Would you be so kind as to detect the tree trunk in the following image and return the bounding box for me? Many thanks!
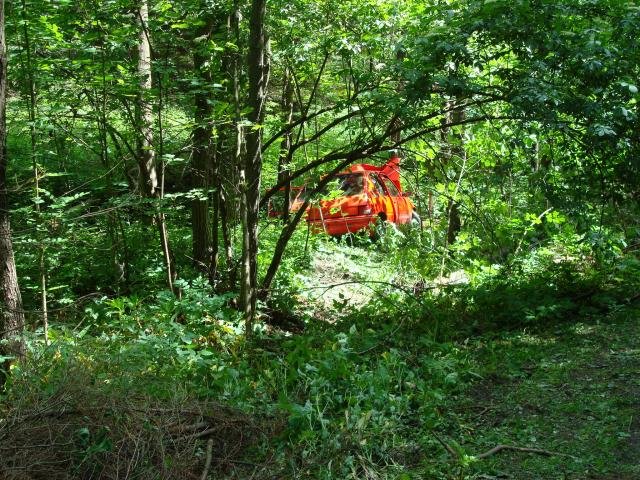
[20,0,48,345]
[277,67,294,222]
[440,101,465,248]
[445,104,464,246]
[446,201,461,246]
[438,99,466,278]
[191,50,213,273]
[137,0,176,294]
[261,156,354,294]
[0,0,25,385]
[240,0,269,334]
[215,3,243,292]
[136,0,157,197]
[97,41,131,291]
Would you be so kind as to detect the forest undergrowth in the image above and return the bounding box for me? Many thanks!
[2,234,639,480]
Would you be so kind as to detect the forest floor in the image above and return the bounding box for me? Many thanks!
[437,307,640,480]
[296,239,467,318]
[288,241,639,479]
[300,243,381,313]
[2,240,638,480]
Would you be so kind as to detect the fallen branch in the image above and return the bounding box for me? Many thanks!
[214,458,260,467]
[168,422,208,434]
[475,444,576,460]
[431,432,459,459]
[187,427,221,440]
[473,406,492,419]
[200,438,214,480]
[431,432,577,462]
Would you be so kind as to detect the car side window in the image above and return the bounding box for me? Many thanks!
[370,175,387,195]
[381,176,399,196]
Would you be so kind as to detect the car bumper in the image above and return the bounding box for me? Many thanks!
[307,214,376,236]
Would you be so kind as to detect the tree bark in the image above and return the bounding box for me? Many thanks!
[191,50,213,273]
[277,67,294,223]
[240,0,269,334]
[136,0,157,197]
[0,0,26,384]
[137,0,176,294]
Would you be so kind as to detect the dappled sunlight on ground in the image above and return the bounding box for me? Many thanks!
[449,308,640,479]
[294,240,470,318]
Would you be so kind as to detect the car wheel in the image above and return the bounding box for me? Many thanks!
[370,213,387,242]
[411,211,422,227]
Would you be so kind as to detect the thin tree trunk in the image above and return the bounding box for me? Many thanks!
[219,192,235,286]
[137,0,176,294]
[191,50,213,274]
[0,0,26,385]
[278,67,294,222]
[446,201,461,245]
[137,0,157,197]
[214,4,243,292]
[210,168,220,284]
[241,0,269,335]
[20,0,48,345]
[439,100,465,277]
[99,42,130,290]
[239,169,252,322]
[261,156,354,293]
[445,105,465,247]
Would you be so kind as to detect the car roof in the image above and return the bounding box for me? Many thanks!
[347,155,402,190]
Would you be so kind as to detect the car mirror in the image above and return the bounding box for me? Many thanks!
[402,191,412,197]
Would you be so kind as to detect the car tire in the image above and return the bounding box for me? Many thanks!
[411,211,422,227]
[370,213,387,242]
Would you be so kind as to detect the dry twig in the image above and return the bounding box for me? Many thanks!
[200,438,214,480]
[432,432,576,462]
[0,368,267,480]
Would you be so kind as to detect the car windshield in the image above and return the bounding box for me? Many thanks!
[337,174,364,196]
[315,173,364,197]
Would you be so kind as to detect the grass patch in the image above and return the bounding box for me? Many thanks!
[437,307,640,479]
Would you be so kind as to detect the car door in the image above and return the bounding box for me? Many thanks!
[390,177,414,224]
[369,173,396,222]
[380,175,410,224]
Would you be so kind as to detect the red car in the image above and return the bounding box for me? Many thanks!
[306,154,419,236]
[268,154,419,236]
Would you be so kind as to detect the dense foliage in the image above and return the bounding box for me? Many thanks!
[0,0,639,479]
